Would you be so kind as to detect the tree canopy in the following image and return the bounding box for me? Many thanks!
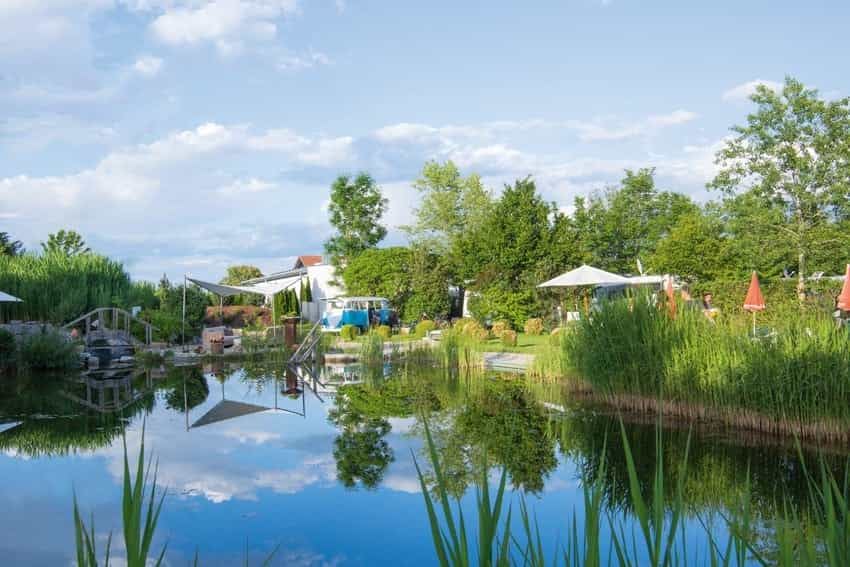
[41,229,90,256]
[324,173,388,272]
[709,76,850,297]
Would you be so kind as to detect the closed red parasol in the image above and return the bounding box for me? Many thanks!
[838,264,850,311]
[743,271,765,335]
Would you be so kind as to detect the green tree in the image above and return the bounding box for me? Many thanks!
[709,76,850,299]
[406,160,494,284]
[648,209,729,281]
[220,264,264,306]
[405,246,452,322]
[324,173,387,272]
[333,418,394,489]
[343,247,412,311]
[576,169,697,274]
[41,229,91,256]
[0,232,23,256]
[470,177,553,326]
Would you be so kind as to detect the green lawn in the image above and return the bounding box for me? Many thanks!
[470,333,551,354]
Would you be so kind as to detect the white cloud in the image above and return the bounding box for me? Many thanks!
[149,0,300,54]
[277,50,332,71]
[133,55,164,77]
[217,177,278,195]
[565,110,698,142]
[722,79,782,103]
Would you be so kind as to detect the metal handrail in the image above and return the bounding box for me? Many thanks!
[289,320,322,364]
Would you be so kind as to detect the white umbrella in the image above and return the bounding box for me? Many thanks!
[538,265,629,288]
[0,291,22,302]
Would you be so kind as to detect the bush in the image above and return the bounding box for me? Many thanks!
[501,329,518,347]
[524,318,544,336]
[415,320,437,338]
[18,330,79,370]
[491,320,511,339]
[376,325,392,339]
[0,329,15,367]
[461,320,489,342]
[340,325,360,341]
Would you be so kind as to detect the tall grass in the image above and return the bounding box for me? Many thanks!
[17,328,80,370]
[73,427,167,566]
[417,415,850,566]
[564,297,850,440]
[0,252,132,323]
[359,331,385,367]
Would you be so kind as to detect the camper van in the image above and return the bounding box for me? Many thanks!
[321,297,396,332]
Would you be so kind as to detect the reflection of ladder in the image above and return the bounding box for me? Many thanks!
[289,320,322,364]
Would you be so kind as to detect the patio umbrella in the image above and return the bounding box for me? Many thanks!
[743,271,766,335]
[837,264,850,311]
[0,291,22,303]
[538,265,629,317]
[538,265,629,288]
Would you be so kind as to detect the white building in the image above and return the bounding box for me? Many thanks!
[245,255,344,322]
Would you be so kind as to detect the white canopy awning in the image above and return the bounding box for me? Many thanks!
[187,276,301,298]
[0,291,22,303]
[538,265,629,288]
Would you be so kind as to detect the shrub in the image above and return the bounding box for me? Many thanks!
[18,330,79,370]
[461,320,489,342]
[501,330,517,347]
[491,320,511,339]
[524,317,544,336]
[0,329,15,367]
[415,320,437,338]
[376,325,392,339]
[340,325,360,341]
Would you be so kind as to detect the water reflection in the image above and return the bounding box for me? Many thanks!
[0,361,846,564]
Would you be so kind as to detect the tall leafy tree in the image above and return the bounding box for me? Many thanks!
[221,265,264,306]
[405,160,493,283]
[41,229,90,256]
[576,169,697,274]
[709,76,850,298]
[324,173,387,272]
[0,232,23,256]
[648,209,729,281]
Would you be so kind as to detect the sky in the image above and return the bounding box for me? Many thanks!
[1,0,848,282]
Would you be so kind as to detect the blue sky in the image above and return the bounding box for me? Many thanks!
[1,0,848,281]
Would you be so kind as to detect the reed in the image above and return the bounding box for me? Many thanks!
[359,331,385,367]
[417,414,850,566]
[0,252,132,323]
[563,297,850,440]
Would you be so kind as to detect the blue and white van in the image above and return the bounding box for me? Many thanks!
[321,297,394,332]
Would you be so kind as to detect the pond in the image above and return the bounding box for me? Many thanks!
[0,361,845,565]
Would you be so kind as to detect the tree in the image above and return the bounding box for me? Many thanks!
[709,76,850,299]
[41,229,90,256]
[405,246,452,321]
[470,177,554,326]
[575,169,697,274]
[221,265,264,306]
[324,173,387,272]
[343,247,413,314]
[405,161,494,284]
[0,232,23,256]
[648,209,729,281]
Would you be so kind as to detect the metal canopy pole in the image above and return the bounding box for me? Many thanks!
[182,274,187,351]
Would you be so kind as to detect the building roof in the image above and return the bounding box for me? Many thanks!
[294,255,323,269]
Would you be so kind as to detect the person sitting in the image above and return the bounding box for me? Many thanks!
[702,292,719,321]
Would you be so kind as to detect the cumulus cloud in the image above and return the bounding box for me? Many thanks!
[722,79,782,103]
[148,0,300,55]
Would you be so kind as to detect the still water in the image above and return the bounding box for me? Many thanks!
[0,361,843,565]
